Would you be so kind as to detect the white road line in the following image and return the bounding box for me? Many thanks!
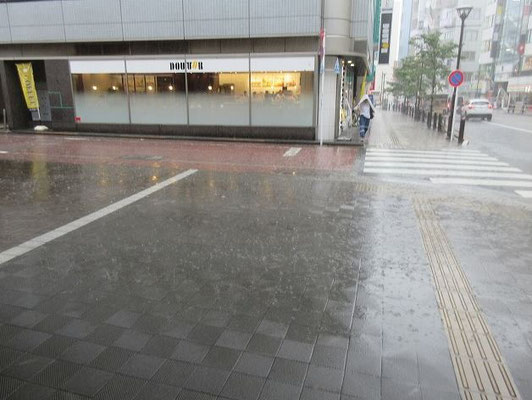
[363,168,532,180]
[430,178,532,187]
[64,137,88,141]
[440,149,480,153]
[368,148,482,153]
[515,190,532,198]
[283,147,302,157]
[0,169,198,267]
[366,153,497,161]
[0,150,8,154]
[364,157,508,165]
[484,121,532,134]
[367,150,486,157]
[366,152,491,159]
[363,162,521,172]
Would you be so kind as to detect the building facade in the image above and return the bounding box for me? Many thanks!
[374,0,404,102]
[479,0,531,105]
[433,0,488,99]
[0,0,376,142]
[398,0,413,61]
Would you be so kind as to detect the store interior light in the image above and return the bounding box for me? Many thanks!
[147,85,153,91]
[91,85,97,91]
[230,85,234,91]
[208,85,213,91]
[168,85,174,91]
[111,86,118,91]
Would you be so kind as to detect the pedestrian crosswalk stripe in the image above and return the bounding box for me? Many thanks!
[515,190,532,198]
[363,168,532,180]
[366,153,497,161]
[366,148,482,153]
[368,147,481,152]
[367,149,487,157]
[363,162,521,172]
[430,178,532,188]
[365,157,508,166]
[364,148,532,196]
[438,149,481,153]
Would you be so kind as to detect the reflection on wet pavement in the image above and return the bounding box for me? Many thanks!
[0,128,530,400]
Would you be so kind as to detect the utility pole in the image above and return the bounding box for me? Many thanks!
[415,60,424,120]
[447,6,472,139]
[476,64,481,97]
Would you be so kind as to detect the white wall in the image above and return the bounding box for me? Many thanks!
[0,0,323,44]
[318,57,339,143]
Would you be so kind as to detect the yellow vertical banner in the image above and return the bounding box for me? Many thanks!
[359,72,367,101]
[16,63,40,111]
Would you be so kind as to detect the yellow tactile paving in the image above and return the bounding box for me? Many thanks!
[413,199,521,400]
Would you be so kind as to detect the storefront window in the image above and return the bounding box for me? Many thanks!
[129,74,187,125]
[187,72,250,126]
[72,74,129,124]
[251,57,315,127]
[70,57,315,128]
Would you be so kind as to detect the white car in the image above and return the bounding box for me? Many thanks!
[464,99,493,121]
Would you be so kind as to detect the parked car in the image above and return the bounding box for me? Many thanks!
[464,99,493,121]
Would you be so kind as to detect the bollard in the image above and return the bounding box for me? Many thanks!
[458,117,466,144]
[427,112,432,128]
[438,114,442,131]
[433,113,437,130]
[2,108,5,130]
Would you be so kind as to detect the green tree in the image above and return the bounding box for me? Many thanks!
[391,31,457,114]
[411,31,457,114]
[389,55,421,101]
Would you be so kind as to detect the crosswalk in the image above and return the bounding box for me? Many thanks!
[363,148,532,198]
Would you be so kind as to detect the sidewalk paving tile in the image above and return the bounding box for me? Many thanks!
[268,358,307,386]
[220,372,265,400]
[61,367,113,397]
[132,382,180,400]
[233,352,274,378]
[118,353,165,380]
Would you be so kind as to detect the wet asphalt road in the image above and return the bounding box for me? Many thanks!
[0,118,531,400]
[464,111,532,174]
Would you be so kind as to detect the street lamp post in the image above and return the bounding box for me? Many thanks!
[447,6,473,139]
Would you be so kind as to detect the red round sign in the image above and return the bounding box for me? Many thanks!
[448,70,464,88]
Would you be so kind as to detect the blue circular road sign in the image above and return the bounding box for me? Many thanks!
[448,70,464,88]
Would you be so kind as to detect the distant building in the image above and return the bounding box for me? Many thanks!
[398,0,414,61]
[479,0,531,106]
[433,0,488,99]
[402,0,489,99]
[0,0,377,143]
[375,0,404,102]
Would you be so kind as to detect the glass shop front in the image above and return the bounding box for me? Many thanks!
[70,56,316,132]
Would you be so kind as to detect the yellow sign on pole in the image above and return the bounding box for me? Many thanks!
[359,71,367,101]
[16,63,40,111]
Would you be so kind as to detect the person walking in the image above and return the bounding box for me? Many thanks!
[355,94,376,143]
